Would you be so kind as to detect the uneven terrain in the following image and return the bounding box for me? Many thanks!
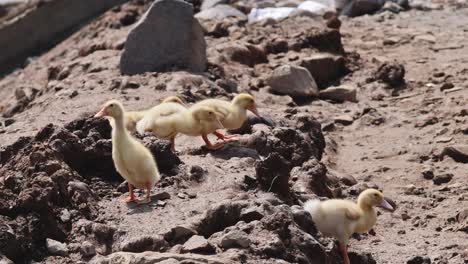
[0,0,467,263]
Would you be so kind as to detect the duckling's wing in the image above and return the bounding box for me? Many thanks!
[345,207,361,220]
[197,99,232,120]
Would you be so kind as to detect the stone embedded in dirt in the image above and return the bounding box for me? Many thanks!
[440,145,468,163]
[194,200,249,237]
[339,174,358,186]
[291,158,334,198]
[421,168,434,180]
[217,42,267,67]
[188,165,207,182]
[319,85,357,102]
[90,252,231,264]
[267,65,319,97]
[0,255,14,264]
[348,251,377,264]
[91,223,116,244]
[166,226,197,243]
[341,0,383,17]
[374,61,406,87]
[143,139,182,175]
[196,4,247,20]
[381,1,404,13]
[334,114,354,125]
[120,235,168,253]
[229,114,275,135]
[220,230,251,248]
[181,235,215,253]
[297,53,346,88]
[291,205,317,234]
[120,0,207,75]
[255,152,291,195]
[201,0,229,10]
[46,238,69,256]
[240,207,264,222]
[81,241,96,257]
[432,173,453,185]
[152,191,171,201]
[407,256,431,264]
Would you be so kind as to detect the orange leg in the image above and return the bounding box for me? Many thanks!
[213,131,239,142]
[124,183,136,203]
[202,134,224,150]
[137,182,152,204]
[340,243,350,264]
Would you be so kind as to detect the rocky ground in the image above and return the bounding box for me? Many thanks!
[0,0,467,263]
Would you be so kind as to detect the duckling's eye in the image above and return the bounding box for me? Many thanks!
[109,103,114,107]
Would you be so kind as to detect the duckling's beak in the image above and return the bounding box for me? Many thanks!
[377,199,394,211]
[248,105,261,118]
[94,107,108,118]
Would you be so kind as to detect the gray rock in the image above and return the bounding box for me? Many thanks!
[181,235,215,253]
[381,1,403,13]
[196,4,247,20]
[220,230,250,248]
[334,115,354,125]
[201,0,229,10]
[441,145,468,163]
[319,85,357,102]
[59,209,71,223]
[169,226,197,241]
[90,252,232,264]
[341,0,384,17]
[240,207,264,222]
[297,53,346,88]
[80,241,96,257]
[433,173,453,185]
[120,0,206,75]
[46,238,69,256]
[120,235,168,252]
[267,65,319,97]
[0,255,14,264]
[407,256,431,264]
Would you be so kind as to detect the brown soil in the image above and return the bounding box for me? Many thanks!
[0,0,467,263]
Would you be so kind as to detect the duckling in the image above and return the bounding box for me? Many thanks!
[137,104,225,151]
[193,93,261,141]
[116,96,185,132]
[95,100,160,204]
[304,188,394,264]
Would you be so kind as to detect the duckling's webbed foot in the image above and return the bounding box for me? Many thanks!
[123,183,137,203]
[136,182,152,205]
[340,244,350,264]
[202,134,224,150]
[213,131,239,142]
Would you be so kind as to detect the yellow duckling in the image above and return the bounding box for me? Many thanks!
[95,100,160,204]
[136,104,225,151]
[304,189,394,264]
[118,96,185,132]
[192,93,261,141]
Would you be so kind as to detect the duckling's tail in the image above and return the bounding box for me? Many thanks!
[136,118,149,135]
[303,199,321,218]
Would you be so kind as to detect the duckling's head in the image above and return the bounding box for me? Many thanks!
[162,96,185,106]
[232,93,261,118]
[192,105,224,129]
[95,100,124,119]
[357,188,394,211]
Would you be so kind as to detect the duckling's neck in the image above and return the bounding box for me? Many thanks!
[111,115,128,138]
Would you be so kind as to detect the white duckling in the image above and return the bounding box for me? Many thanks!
[304,188,394,264]
[137,104,225,151]
[113,96,185,132]
[95,100,160,204]
[192,93,261,141]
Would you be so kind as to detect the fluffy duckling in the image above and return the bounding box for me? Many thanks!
[193,93,261,141]
[95,100,160,204]
[117,96,185,132]
[137,104,225,151]
[304,189,394,264]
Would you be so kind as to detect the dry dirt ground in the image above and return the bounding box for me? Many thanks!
[0,1,467,264]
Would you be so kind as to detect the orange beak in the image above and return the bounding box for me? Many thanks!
[248,104,261,118]
[94,107,108,118]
